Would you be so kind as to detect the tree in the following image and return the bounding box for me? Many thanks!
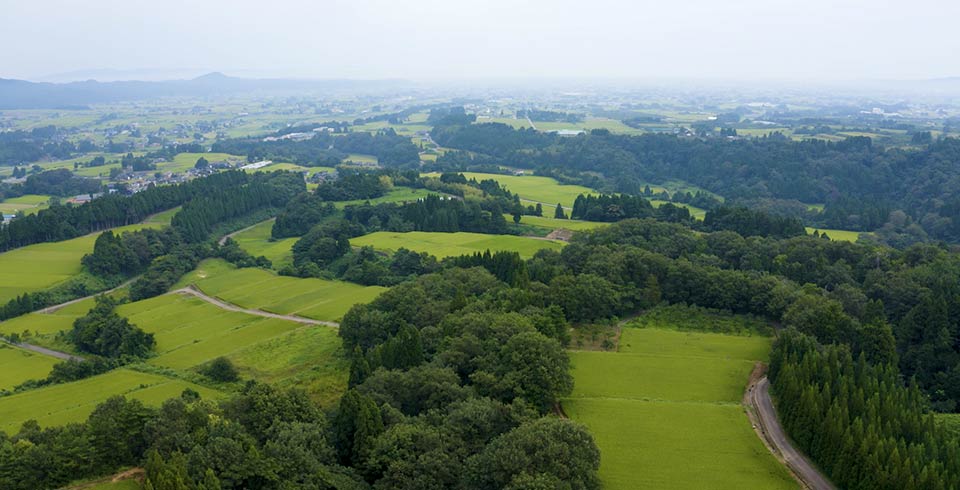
[194,157,209,169]
[201,357,239,382]
[554,203,567,219]
[535,203,543,216]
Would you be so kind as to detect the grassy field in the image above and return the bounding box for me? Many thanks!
[116,294,304,370]
[805,227,863,242]
[511,215,610,231]
[0,194,52,215]
[351,231,565,259]
[0,369,221,433]
[333,186,435,209]
[565,327,795,489]
[0,213,174,304]
[180,259,385,322]
[229,219,297,267]
[650,199,708,219]
[455,172,597,209]
[229,326,347,405]
[0,343,59,391]
[160,152,244,173]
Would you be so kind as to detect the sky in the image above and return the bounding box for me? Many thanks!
[3,0,960,82]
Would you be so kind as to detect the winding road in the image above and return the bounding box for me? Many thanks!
[750,376,836,490]
[173,286,339,327]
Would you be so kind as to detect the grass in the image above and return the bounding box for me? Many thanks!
[0,194,52,216]
[351,231,565,259]
[333,186,435,209]
[160,152,244,173]
[180,259,385,322]
[0,369,221,433]
[565,327,795,490]
[511,215,610,231]
[0,343,59,391]
[805,227,863,242]
[650,199,707,219]
[455,172,597,209]
[0,215,173,304]
[85,481,140,490]
[229,326,347,406]
[116,294,304,370]
[229,219,297,268]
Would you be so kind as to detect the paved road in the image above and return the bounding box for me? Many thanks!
[36,277,138,314]
[173,286,339,327]
[751,377,836,490]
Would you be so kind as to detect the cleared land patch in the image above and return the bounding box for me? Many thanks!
[351,231,565,259]
[182,259,385,322]
[565,326,795,490]
[229,219,297,267]
[456,172,597,209]
[805,227,863,243]
[0,369,221,433]
[511,215,609,231]
[0,343,59,391]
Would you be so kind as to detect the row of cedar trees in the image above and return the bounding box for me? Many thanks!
[770,329,960,490]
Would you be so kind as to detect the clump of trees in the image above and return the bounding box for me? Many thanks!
[69,295,154,359]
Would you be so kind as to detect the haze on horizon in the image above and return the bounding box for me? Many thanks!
[3,0,959,83]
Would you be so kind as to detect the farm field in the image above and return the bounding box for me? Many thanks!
[805,227,863,242]
[351,231,565,259]
[229,219,297,267]
[161,152,244,173]
[650,199,707,219]
[0,194,52,215]
[181,259,385,322]
[333,186,435,209]
[0,212,175,304]
[512,214,609,231]
[0,343,59,391]
[455,172,597,208]
[564,327,795,490]
[116,293,304,370]
[0,369,221,433]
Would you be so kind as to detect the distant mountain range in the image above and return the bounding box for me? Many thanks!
[0,73,410,109]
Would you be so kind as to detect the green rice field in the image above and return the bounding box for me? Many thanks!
[181,259,385,322]
[160,152,244,173]
[334,186,435,209]
[564,327,795,490]
[0,343,59,391]
[229,219,297,267]
[805,227,863,242]
[0,369,221,433]
[512,214,610,231]
[455,172,597,208]
[116,294,304,370]
[0,194,52,215]
[350,231,565,259]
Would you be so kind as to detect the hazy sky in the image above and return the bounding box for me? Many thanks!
[3,0,959,82]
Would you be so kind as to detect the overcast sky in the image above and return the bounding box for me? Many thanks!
[3,0,959,82]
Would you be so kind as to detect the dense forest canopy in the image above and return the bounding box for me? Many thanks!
[430,119,960,242]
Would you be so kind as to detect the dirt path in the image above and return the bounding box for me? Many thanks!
[173,285,339,327]
[747,374,836,490]
[2,339,83,361]
[218,218,272,246]
[37,277,138,314]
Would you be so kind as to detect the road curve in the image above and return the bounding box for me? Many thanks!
[173,286,339,328]
[751,377,836,490]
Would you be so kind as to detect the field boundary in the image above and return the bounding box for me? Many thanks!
[175,286,339,327]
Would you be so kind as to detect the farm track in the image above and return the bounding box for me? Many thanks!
[218,219,272,246]
[173,285,340,328]
[749,376,836,490]
[36,277,138,314]
[2,339,82,362]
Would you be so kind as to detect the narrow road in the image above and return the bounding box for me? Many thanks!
[36,277,138,314]
[1,339,83,362]
[173,286,339,327]
[750,377,836,490]
[218,219,271,246]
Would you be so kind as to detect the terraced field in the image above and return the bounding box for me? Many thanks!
[181,259,385,322]
[0,194,52,215]
[456,172,597,208]
[564,327,795,490]
[0,343,59,391]
[512,214,610,231]
[117,294,304,370]
[0,369,221,433]
[351,231,565,259]
[229,219,297,267]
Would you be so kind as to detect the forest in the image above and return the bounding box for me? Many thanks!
[429,118,960,243]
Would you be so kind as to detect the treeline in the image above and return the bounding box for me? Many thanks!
[703,206,806,238]
[20,168,101,196]
[429,117,960,243]
[517,109,584,123]
[769,330,960,489]
[571,193,693,223]
[0,126,95,165]
[212,128,420,168]
[0,170,249,252]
